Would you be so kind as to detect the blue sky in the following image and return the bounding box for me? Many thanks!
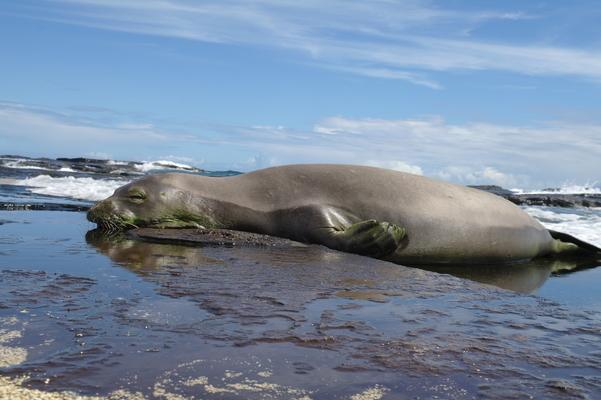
[1,0,600,188]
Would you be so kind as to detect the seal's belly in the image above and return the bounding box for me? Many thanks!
[344,193,554,264]
[387,211,553,264]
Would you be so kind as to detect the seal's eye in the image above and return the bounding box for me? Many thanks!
[127,189,147,203]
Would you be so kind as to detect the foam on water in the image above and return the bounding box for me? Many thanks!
[2,160,50,171]
[513,183,601,195]
[12,175,129,201]
[523,206,601,247]
[106,160,129,166]
[134,160,198,172]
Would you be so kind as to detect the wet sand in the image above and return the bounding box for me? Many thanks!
[1,211,601,398]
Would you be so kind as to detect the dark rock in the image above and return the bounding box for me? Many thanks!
[468,185,514,197]
[472,186,601,208]
[56,157,108,164]
[0,154,33,159]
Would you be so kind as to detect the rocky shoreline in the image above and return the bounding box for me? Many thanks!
[0,154,205,178]
[470,185,601,208]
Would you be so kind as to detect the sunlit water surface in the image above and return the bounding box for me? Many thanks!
[1,211,601,399]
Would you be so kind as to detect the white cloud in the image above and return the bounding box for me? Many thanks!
[437,166,520,187]
[312,116,601,186]
[0,102,189,159]
[236,116,600,187]
[364,160,424,175]
[20,1,601,87]
[0,102,170,143]
[320,65,443,89]
[188,116,601,187]
[115,122,155,130]
[2,102,600,187]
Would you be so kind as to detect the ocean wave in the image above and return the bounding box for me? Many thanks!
[2,156,202,176]
[133,160,199,173]
[12,175,129,201]
[523,206,601,247]
[106,160,129,166]
[513,183,601,195]
[2,160,52,171]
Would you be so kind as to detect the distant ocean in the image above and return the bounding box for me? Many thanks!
[1,155,600,247]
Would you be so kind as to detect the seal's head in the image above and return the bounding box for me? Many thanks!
[87,174,219,232]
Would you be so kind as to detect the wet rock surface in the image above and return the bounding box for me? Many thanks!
[128,227,303,248]
[1,213,601,399]
[0,183,93,212]
[471,185,601,208]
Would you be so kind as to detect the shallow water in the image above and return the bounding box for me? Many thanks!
[1,211,601,398]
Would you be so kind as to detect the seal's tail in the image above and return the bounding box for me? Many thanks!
[548,230,601,256]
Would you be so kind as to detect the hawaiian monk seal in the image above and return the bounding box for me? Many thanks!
[87,164,600,264]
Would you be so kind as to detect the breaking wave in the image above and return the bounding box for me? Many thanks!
[12,175,129,202]
[133,160,199,173]
[523,206,601,247]
[513,183,601,195]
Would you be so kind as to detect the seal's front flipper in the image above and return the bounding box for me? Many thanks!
[321,219,407,258]
[272,205,406,258]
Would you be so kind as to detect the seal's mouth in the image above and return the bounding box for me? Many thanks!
[94,216,139,232]
[87,207,207,233]
[87,199,217,232]
[87,212,139,233]
[87,201,139,233]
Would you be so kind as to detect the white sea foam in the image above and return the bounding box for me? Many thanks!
[2,161,50,171]
[513,183,601,195]
[2,160,78,173]
[110,168,140,175]
[523,206,601,247]
[134,160,197,172]
[107,160,129,166]
[0,178,18,185]
[14,175,129,201]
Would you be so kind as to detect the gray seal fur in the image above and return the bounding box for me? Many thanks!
[87,164,597,264]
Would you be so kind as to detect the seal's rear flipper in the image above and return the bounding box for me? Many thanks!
[548,230,601,256]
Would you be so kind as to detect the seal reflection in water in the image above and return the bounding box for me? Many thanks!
[87,164,601,265]
[85,229,597,294]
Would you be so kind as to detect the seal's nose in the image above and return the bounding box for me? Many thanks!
[87,203,100,223]
[87,200,115,223]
